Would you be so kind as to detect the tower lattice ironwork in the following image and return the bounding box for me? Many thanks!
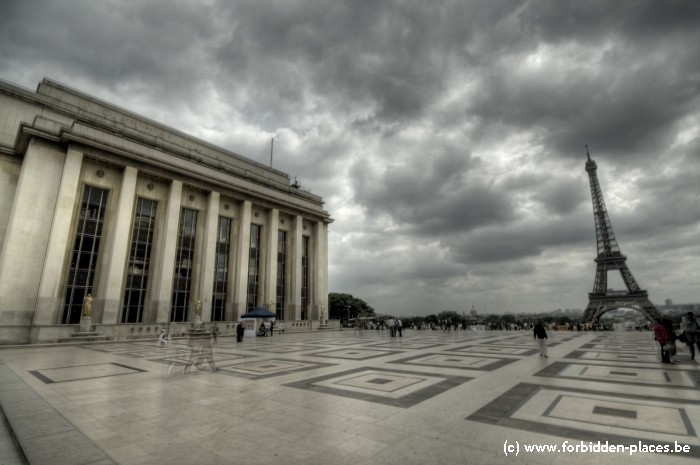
[581,147,661,323]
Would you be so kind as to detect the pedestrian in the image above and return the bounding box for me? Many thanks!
[157,325,168,346]
[236,322,244,342]
[211,324,219,344]
[661,315,677,362]
[269,320,274,337]
[387,318,395,337]
[396,318,403,337]
[683,312,699,361]
[653,317,672,364]
[533,321,548,357]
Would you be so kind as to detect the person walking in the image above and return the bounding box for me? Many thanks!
[236,322,244,342]
[387,318,396,337]
[396,318,403,337]
[653,318,673,364]
[533,321,548,357]
[661,315,677,362]
[157,325,168,346]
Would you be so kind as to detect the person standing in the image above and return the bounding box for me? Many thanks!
[533,321,548,357]
[653,318,672,364]
[236,322,244,342]
[396,318,403,337]
[661,315,677,363]
[157,325,168,346]
[387,318,395,337]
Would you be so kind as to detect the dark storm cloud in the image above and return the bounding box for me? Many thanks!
[2,0,698,313]
[350,147,517,235]
[466,1,700,162]
[449,212,592,264]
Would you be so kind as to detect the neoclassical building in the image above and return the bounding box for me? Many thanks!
[0,78,331,344]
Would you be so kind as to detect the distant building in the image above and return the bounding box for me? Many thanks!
[0,78,332,344]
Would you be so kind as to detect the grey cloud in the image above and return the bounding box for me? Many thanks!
[2,0,699,314]
[449,212,592,264]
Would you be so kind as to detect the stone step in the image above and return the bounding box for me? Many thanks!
[58,333,109,343]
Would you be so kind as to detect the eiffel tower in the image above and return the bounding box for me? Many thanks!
[581,147,662,324]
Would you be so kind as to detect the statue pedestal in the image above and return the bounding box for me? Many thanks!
[80,316,93,332]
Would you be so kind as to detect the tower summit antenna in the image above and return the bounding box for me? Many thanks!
[585,144,591,161]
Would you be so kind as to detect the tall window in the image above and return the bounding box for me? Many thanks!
[122,198,157,323]
[247,224,261,312]
[301,235,309,320]
[211,216,231,321]
[276,230,287,319]
[171,208,197,322]
[62,186,109,324]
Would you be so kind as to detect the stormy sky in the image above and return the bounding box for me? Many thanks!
[2,0,699,316]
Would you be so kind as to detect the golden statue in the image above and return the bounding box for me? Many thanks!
[82,294,93,317]
[194,299,202,320]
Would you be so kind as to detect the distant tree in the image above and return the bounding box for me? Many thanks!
[424,314,439,325]
[437,311,461,323]
[328,293,375,321]
[402,316,424,328]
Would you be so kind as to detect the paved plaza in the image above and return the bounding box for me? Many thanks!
[1,329,699,465]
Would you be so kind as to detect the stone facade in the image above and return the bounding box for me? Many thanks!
[0,78,332,344]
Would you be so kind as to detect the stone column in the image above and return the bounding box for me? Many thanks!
[151,180,182,322]
[231,200,251,321]
[264,208,279,314]
[314,221,329,324]
[0,139,66,336]
[287,215,303,321]
[198,191,220,323]
[33,147,83,327]
[99,166,138,324]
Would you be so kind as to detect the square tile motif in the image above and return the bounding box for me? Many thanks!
[243,344,321,354]
[29,363,146,384]
[580,343,657,353]
[389,353,518,371]
[564,350,660,363]
[468,383,700,457]
[304,338,372,346]
[535,362,698,388]
[451,345,539,356]
[307,348,402,360]
[284,367,472,407]
[215,359,335,379]
[368,342,447,350]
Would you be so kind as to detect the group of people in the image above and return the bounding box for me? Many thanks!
[257,320,274,337]
[653,312,699,364]
[386,318,403,337]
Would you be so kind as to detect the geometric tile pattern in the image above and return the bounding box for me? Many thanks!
[564,350,661,364]
[389,353,519,371]
[535,361,699,388]
[29,362,146,384]
[451,344,540,356]
[468,383,700,458]
[2,328,697,465]
[214,358,336,380]
[307,348,403,360]
[284,366,472,408]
